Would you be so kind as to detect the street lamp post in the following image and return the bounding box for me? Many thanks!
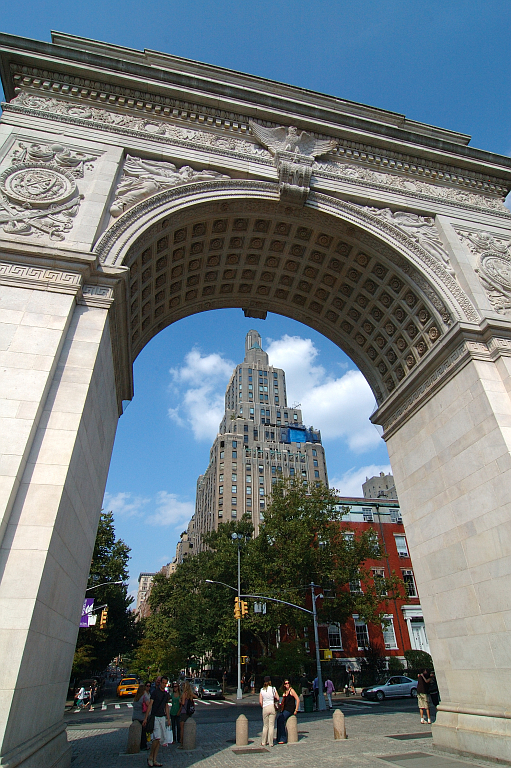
[232,533,243,700]
[310,583,327,711]
[85,580,124,592]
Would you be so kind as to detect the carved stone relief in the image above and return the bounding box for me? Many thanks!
[316,159,509,214]
[250,121,337,204]
[363,208,454,274]
[456,229,511,315]
[8,91,509,217]
[0,141,97,240]
[110,155,230,217]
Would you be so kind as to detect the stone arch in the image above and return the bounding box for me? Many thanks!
[95,179,477,405]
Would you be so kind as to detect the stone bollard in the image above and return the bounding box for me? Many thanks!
[287,715,298,743]
[333,709,347,740]
[126,720,141,753]
[183,717,197,750]
[236,714,249,746]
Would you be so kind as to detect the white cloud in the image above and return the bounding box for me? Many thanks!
[329,464,392,497]
[103,490,194,528]
[146,491,195,528]
[103,491,150,518]
[168,348,234,440]
[266,335,380,452]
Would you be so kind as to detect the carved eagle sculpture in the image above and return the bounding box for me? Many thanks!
[249,120,337,158]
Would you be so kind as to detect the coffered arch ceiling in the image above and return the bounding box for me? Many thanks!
[95,181,477,406]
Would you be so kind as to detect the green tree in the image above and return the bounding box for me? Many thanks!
[74,511,139,674]
[148,479,403,670]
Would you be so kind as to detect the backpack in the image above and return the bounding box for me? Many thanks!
[186,697,195,716]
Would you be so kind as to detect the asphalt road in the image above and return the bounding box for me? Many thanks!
[65,679,420,731]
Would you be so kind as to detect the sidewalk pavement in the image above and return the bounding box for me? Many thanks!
[68,704,503,768]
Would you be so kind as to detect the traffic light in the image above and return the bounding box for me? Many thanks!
[240,600,248,617]
[234,597,241,620]
[99,608,108,629]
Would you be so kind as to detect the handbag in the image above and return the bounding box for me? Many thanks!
[273,688,280,714]
[142,700,148,713]
[164,725,174,745]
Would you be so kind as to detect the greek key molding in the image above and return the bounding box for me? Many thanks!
[79,283,115,307]
[0,261,82,292]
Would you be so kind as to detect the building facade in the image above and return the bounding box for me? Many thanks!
[314,497,428,666]
[192,331,328,547]
[135,572,155,620]
[362,472,398,500]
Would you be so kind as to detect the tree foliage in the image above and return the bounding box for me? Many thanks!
[73,511,139,674]
[148,479,403,669]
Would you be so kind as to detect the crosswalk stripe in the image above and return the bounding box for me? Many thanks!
[115,704,120,709]
[127,703,133,708]
[102,703,107,710]
[196,700,211,705]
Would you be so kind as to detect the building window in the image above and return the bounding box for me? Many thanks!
[313,459,318,467]
[362,507,374,522]
[290,467,295,476]
[402,570,417,597]
[259,465,264,474]
[312,449,317,456]
[232,440,237,448]
[220,451,224,459]
[274,372,278,378]
[382,616,398,649]
[301,470,307,477]
[246,499,251,506]
[219,486,223,495]
[328,624,342,649]
[219,474,223,482]
[293,413,298,421]
[349,576,362,593]
[244,425,249,432]
[314,470,319,478]
[231,486,237,493]
[390,508,402,523]
[246,475,251,483]
[354,618,370,649]
[231,497,237,505]
[232,473,237,481]
[372,568,387,596]
[395,535,409,557]
[231,510,237,518]
[246,487,251,495]
[271,466,276,475]
[259,488,265,496]
[232,451,237,458]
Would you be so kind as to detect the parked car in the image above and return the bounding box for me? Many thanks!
[191,679,203,696]
[198,679,222,699]
[116,677,139,698]
[361,676,417,701]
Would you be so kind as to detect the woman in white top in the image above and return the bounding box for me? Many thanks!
[259,676,279,747]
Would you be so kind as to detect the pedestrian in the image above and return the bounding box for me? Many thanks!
[417,669,432,724]
[178,681,195,748]
[169,682,181,743]
[312,676,319,710]
[142,675,171,767]
[133,683,151,752]
[324,678,335,709]
[87,684,94,711]
[428,671,440,708]
[299,673,310,695]
[76,685,86,709]
[276,680,300,744]
[259,675,279,748]
[348,667,356,695]
[250,674,255,695]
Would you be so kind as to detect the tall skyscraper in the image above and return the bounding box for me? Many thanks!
[191,331,328,550]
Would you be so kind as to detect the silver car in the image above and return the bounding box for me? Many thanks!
[361,675,418,701]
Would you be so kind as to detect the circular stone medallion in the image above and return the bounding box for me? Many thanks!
[479,252,511,293]
[0,164,76,207]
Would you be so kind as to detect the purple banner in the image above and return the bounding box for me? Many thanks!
[80,598,94,628]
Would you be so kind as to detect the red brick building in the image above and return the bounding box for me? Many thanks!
[311,497,429,670]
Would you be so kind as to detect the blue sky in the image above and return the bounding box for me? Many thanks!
[1,1,510,593]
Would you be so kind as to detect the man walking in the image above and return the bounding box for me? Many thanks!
[324,677,335,709]
[143,675,171,767]
[312,676,319,710]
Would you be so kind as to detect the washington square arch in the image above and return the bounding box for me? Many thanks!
[1,28,511,767]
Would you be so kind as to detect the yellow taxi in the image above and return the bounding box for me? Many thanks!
[116,677,139,698]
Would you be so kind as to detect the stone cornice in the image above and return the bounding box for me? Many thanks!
[4,90,511,225]
[2,34,511,184]
[0,259,82,293]
[373,319,511,438]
